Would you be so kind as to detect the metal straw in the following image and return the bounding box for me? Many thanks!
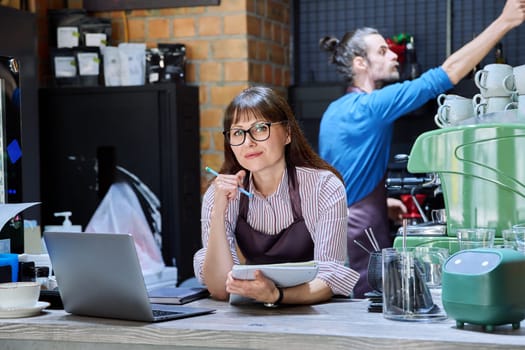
[402,218,408,252]
[353,239,372,254]
[367,227,380,252]
[365,227,380,252]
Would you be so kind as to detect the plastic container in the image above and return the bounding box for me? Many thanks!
[0,254,18,282]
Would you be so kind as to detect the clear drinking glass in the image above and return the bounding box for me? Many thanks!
[512,224,525,254]
[411,247,449,289]
[501,229,517,250]
[456,228,495,250]
[367,251,383,293]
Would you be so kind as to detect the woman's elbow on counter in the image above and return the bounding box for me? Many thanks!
[209,290,229,301]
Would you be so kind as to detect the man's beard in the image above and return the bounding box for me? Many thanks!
[375,71,400,88]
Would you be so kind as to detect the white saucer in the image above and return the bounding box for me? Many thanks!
[0,301,50,318]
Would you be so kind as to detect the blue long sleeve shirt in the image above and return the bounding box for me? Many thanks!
[319,67,453,206]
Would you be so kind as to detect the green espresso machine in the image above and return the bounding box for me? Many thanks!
[394,118,525,252]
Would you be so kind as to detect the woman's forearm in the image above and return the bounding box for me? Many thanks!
[280,278,333,305]
[202,208,235,300]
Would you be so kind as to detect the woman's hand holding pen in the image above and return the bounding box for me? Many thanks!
[206,167,252,198]
[213,170,247,203]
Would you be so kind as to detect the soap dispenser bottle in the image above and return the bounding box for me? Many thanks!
[43,211,82,233]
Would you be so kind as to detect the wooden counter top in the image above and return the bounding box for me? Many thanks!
[0,298,524,349]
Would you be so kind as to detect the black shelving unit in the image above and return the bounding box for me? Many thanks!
[39,82,201,283]
[0,6,38,253]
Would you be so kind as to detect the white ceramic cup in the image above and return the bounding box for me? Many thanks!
[434,94,474,128]
[504,94,525,113]
[436,93,454,107]
[474,94,513,116]
[0,282,41,309]
[475,63,515,97]
[512,64,525,95]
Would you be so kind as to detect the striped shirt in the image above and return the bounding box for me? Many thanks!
[193,166,360,296]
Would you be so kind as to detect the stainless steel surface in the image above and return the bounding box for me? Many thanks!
[397,223,447,236]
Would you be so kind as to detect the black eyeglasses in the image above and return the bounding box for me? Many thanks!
[223,121,287,146]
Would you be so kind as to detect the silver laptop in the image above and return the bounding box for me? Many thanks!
[43,231,215,322]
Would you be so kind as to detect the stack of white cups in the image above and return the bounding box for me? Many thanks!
[434,63,524,129]
[434,93,474,128]
[503,64,525,113]
[473,63,517,116]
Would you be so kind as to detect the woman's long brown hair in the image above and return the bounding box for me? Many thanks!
[218,86,344,183]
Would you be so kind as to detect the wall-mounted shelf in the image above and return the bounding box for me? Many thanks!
[83,0,220,11]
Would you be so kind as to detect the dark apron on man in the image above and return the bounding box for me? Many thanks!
[234,165,314,265]
[347,176,391,298]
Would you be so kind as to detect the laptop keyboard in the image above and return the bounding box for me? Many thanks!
[152,309,183,317]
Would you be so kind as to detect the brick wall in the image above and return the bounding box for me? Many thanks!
[37,0,291,194]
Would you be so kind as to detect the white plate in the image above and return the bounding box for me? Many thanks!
[0,301,50,318]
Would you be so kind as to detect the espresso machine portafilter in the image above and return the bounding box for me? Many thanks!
[386,154,443,225]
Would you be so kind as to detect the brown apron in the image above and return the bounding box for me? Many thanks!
[347,176,391,298]
[234,165,314,265]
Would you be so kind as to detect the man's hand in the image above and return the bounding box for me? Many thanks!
[387,197,407,224]
[500,0,525,29]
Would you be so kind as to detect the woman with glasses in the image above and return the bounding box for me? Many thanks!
[193,87,359,305]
